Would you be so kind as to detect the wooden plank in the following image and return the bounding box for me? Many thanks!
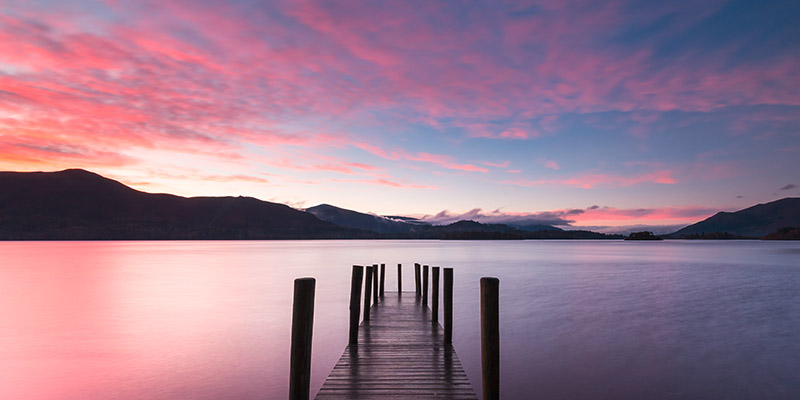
[316,292,477,400]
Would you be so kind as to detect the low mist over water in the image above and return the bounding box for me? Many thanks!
[1,240,798,399]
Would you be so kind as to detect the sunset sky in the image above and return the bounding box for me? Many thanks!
[1,0,798,231]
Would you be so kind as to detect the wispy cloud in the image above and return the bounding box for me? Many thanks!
[407,152,488,172]
[0,0,796,218]
[483,161,511,168]
[501,170,676,189]
[331,178,435,189]
[538,158,560,170]
[353,142,487,173]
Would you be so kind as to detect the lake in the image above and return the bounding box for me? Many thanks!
[1,240,798,399]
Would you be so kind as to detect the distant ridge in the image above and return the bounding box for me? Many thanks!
[305,204,599,239]
[509,222,563,232]
[387,220,619,240]
[0,169,366,240]
[306,204,424,234]
[669,197,800,238]
[0,169,624,240]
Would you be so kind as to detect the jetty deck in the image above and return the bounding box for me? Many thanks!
[315,291,477,399]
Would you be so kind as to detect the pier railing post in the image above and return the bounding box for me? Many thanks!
[480,277,500,400]
[289,278,315,400]
[397,263,402,293]
[414,263,421,297]
[443,267,453,344]
[363,266,373,321]
[432,267,440,322]
[379,263,385,297]
[422,264,429,307]
[372,264,379,303]
[348,266,364,345]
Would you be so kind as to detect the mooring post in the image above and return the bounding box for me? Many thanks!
[379,263,385,297]
[432,267,440,322]
[414,263,421,297]
[348,266,364,345]
[422,264,429,307]
[443,267,453,344]
[397,263,402,293]
[481,277,500,400]
[372,264,379,303]
[289,278,315,400]
[363,266,373,321]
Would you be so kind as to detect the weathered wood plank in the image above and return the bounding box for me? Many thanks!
[315,292,477,400]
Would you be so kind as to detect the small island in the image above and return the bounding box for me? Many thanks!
[625,231,663,241]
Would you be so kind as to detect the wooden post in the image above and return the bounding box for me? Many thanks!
[443,268,453,344]
[432,267,440,322]
[289,278,315,400]
[414,263,421,297]
[348,266,364,345]
[372,264,379,303]
[422,264,429,307]
[481,277,500,400]
[363,266,373,321]
[379,263,385,297]
[397,263,402,293]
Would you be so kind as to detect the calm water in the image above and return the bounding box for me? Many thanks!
[1,240,798,399]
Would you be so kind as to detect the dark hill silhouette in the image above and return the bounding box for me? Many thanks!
[0,169,367,240]
[762,226,800,240]
[434,220,514,233]
[0,169,625,240]
[669,198,800,238]
[509,222,562,232]
[305,204,424,234]
[392,220,620,240]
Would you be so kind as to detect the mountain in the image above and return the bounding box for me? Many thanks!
[0,169,366,240]
[305,204,424,234]
[395,220,620,240]
[0,168,624,240]
[508,223,561,232]
[669,198,800,238]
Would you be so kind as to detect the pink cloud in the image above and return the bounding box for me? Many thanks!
[331,178,435,189]
[501,170,677,189]
[574,205,721,223]
[1,1,796,148]
[268,154,382,176]
[498,128,530,139]
[406,152,488,172]
[0,0,795,207]
[483,161,511,168]
[354,142,487,173]
[538,158,561,170]
[353,142,402,160]
[196,174,270,184]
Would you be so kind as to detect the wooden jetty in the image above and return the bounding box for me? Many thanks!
[315,291,477,399]
[290,264,498,400]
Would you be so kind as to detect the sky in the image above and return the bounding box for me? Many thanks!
[0,0,798,232]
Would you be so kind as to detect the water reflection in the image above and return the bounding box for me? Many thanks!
[1,240,798,399]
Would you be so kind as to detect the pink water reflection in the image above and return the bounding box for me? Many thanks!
[2,240,798,399]
[0,241,354,400]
